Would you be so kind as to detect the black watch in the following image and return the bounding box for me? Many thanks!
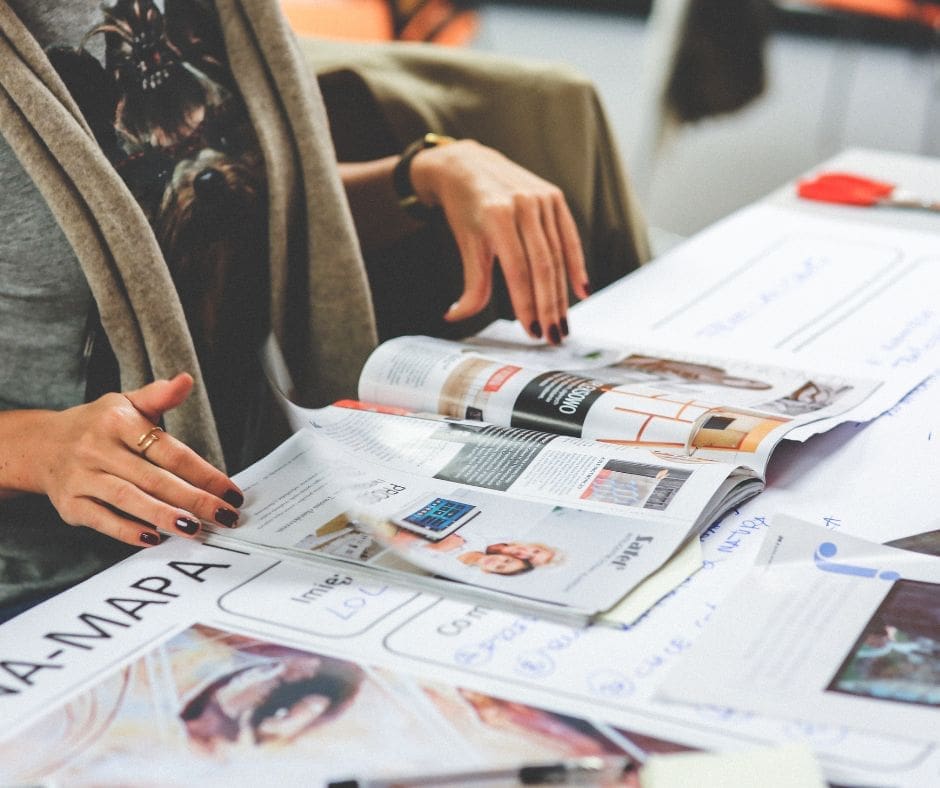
[392,132,456,221]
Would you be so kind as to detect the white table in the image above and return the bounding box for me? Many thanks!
[4,149,939,788]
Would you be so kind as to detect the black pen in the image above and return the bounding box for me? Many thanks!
[328,754,637,787]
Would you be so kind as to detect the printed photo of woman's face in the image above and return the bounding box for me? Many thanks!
[180,652,364,752]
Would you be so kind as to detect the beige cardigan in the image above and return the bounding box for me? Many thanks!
[0,0,378,471]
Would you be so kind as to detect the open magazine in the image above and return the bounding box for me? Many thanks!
[208,333,910,625]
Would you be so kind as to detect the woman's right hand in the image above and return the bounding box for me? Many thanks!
[410,139,590,344]
[21,373,242,547]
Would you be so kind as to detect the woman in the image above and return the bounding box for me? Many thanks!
[0,0,639,618]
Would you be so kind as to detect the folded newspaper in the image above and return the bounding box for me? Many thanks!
[210,334,915,626]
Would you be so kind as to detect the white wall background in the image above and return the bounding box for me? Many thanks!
[471,4,940,239]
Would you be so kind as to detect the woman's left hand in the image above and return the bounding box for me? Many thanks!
[410,139,590,344]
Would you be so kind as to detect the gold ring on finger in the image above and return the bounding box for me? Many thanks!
[137,426,164,457]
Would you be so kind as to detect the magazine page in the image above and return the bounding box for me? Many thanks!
[2,516,936,788]
[601,536,702,627]
[357,335,882,476]
[0,540,693,786]
[471,321,925,441]
[306,403,761,530]
[657,515,940,739]
[206,423,755,620]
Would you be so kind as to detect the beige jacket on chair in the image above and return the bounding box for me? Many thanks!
[302,36,650,331]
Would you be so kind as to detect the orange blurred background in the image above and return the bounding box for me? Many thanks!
[280,0,478,45]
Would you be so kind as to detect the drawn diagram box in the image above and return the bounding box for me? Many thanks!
[651,236,901,349]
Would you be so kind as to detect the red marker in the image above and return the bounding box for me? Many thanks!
[797,171,940,213]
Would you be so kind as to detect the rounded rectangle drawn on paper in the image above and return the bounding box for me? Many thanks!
[218,563,421,639]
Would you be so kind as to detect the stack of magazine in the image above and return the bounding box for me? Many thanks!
[208,330,916,626]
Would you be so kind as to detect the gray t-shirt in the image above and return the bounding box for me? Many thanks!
[0,145,94,411]
[0,2,133,614]
[0,0,100,411]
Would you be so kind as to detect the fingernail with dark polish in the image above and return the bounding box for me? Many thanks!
[529,320,543,339]
[560,317,569,337]
[215,508,239,528]
[175,517,200,535]
[548,324,561,345]
[583,282,593,296]
[140,531,160,546]
[223,489,244,508]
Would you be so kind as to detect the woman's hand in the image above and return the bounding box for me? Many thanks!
[410,139,590,344]
[19,373,242,547]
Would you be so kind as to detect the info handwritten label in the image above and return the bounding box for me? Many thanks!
[657,236,899,349]
[219,561,419,638]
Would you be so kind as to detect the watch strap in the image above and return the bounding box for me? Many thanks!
[392,132,456,221]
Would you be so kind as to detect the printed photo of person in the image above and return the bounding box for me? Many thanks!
[1,623,673,785]
[757,380,852,416]
[458,550,535,576]
[1,625,401,783]
[609,354,771,391]
[485,541,561,567]
[455,688,628,758]
[180,649,364,753]
[456,540,564,575]
[828,579,940,707]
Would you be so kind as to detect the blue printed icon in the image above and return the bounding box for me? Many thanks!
[403,498,475,532]
[814,542,900,581]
